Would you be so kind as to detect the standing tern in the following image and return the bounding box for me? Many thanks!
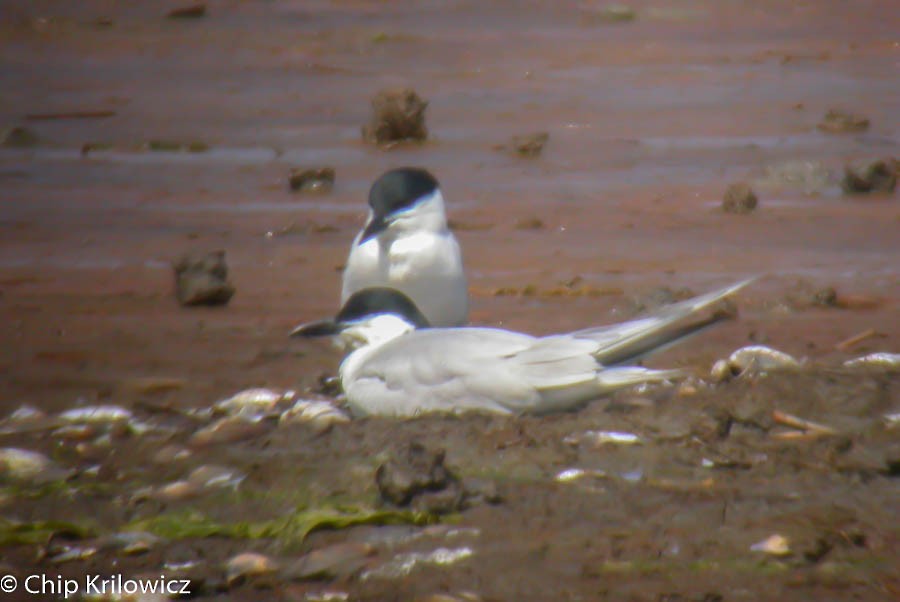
[341,167,469,327]
[292,279,753,417]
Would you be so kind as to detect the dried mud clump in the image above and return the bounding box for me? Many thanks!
[362,88,428,146]
[288,167,335,194]
[509,132,549,158]
[375,441,464,515]
[167,4,207,19]
[2,126,39,148]
[174,250,235,307]
[817,109,869,134]
[841,158,896,195]
[722,182,758,214]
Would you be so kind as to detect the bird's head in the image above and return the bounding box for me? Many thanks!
[290,287,430,350]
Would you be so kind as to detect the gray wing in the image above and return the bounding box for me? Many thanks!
[572,278,754,365]
[344,328,602,416]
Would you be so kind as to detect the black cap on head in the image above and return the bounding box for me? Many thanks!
[290,287,431,338]
[369,167,439,217]
[335,287,431,329]
[359,168,439,243]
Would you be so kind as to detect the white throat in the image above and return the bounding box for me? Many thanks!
[337,314,417,351]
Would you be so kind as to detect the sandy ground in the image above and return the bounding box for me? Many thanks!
[0,1,898,600]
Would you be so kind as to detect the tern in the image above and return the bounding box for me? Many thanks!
[292,279,753,417]
[341,167,469,327]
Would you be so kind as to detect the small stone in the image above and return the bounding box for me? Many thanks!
[289,167,335,194]
[362,88,428,146]
[841,158,897,195]
[817,109,869,134]
[722,182,758,214]
[174,250,235,306]
[2,126,39,148]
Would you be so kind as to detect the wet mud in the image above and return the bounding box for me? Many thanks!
[1,0,898,600]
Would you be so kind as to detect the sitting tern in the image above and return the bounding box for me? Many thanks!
[292,279,753,417]
[341,167,469,327]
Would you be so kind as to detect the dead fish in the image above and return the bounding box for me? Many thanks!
[214,387,295,416]
[843,352,900,370]
[52,424,98,441]
[711,345,801,382]
[47,545,98,564]
[0,447,72,483]
[361,547,473,580]
[554,468,607,483]
[96,531,163,555]
[279,400,350,431]
[58,404,133,423]
[226,552,280,587]
[186,464,245,490]
[152,444,193,464]
[189,414,269,446]
[565,430,641,447]
[750,534,791,556]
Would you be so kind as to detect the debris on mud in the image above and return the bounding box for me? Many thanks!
[514,216,545,230]
[817,109,870,134]
[835,328,883,352]
[279,399,350,433]
[167,4,207,19]
[626,284,695,314]
[281,542,374,581]
[362,88,429,147]
[189,414,268,446]
[376,442,469,515]
[1,126,39,148]
[289,167,336,194]
[362,546,474,581]
[214,387,295,417]
[145,139,209,152]
[710,345,801,382]
[582,4,637,24]
[0,448,72,484]
[753,159,834,195]
[503,132,549,158]
[173,250,235,307]
[812,286,839,307]
[843,352,900,370]
[225,552,280,587]
[841,158,897,195]
[751,534,792,557]
[722,182,758,214]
